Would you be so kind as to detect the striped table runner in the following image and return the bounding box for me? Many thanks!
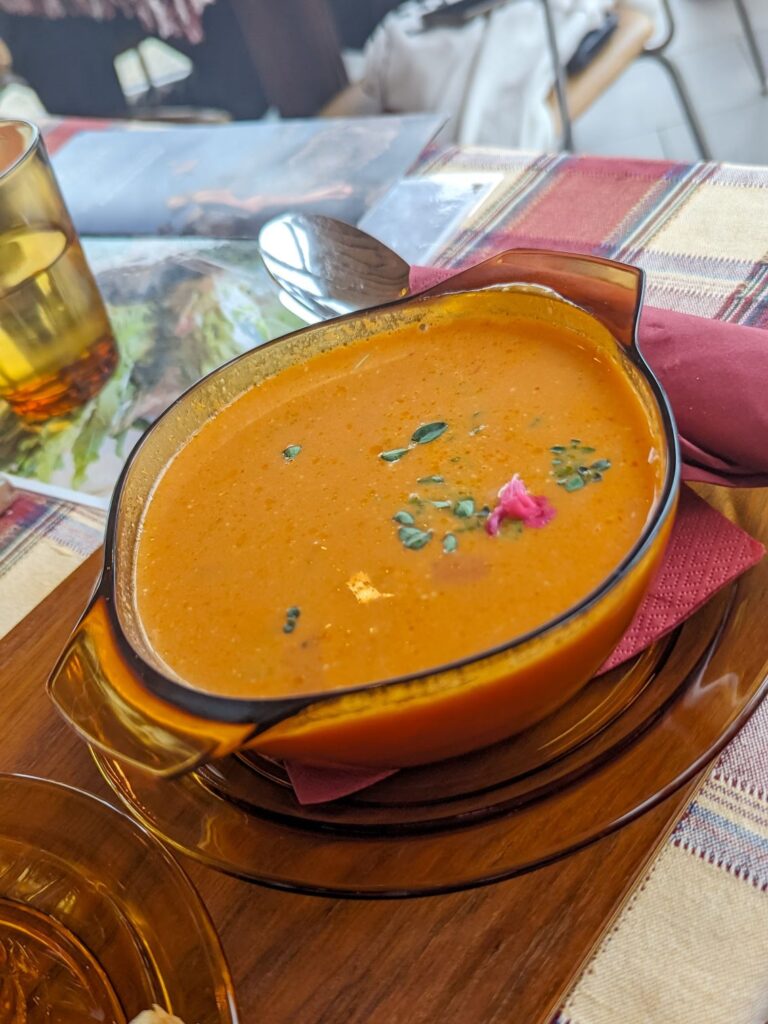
[0,488,104,637]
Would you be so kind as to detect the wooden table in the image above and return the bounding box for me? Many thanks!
[3,550,701,1022]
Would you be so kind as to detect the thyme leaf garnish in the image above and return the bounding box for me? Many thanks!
[380,447,410,463]
[282,606,301,634]
[551,441,612,490]
[393,510,415,525]
[411,421,447,445]
[398,526,432,550]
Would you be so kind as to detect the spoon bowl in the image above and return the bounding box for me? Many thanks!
[258,212,411,321]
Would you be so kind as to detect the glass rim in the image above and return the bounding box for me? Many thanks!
[0,118,41,182]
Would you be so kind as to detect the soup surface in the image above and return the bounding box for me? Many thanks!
[134,301,663,699]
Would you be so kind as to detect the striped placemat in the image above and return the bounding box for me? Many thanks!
[0,487,104,638]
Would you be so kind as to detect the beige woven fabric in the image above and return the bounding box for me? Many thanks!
[559,823,768,1023]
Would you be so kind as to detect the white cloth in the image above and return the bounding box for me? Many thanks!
[360,0,656,149]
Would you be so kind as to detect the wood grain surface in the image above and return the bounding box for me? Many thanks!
[0,552,700,1023]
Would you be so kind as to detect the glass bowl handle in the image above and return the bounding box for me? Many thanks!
[419,248,645,352]
[47,597,255,778]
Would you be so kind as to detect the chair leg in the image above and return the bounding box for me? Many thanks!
[540,0,574,151]
[732,0,768,95]
[644,51,712,160]
[642,0,711,161]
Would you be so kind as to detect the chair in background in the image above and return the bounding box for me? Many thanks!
[733,0,767,94]
[322,0,712,159]
[535,0,711,158]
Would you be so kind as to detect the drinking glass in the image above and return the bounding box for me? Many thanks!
[0,119,117,420]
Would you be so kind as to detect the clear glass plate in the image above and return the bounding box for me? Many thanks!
[91,488,768,898]
[0,774,239,1021]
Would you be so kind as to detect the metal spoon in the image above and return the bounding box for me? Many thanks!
[258,212,411,323]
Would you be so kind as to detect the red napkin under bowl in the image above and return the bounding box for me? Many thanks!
[285,258,768,804]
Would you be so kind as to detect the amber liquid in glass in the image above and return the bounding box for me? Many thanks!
[0,225,118,420]
[0,897,126,1023]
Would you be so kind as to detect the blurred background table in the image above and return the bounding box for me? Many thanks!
[0,0,400,118]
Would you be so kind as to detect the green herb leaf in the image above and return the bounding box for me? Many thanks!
[454,498,475,518]
[417,475,444,484]
[564,475,585,492]
[552,441,611,490]
[430,500,452,509]
[282,605,301,633]
[282,444,302,462]
[380,447,411,463]
[411,421,447,445]
[393,510,415,525]
[398,526,432,550]
[443,533,458,554]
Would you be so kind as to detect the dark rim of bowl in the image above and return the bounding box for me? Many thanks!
[96,254,681,730]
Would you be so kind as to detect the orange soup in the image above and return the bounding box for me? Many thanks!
[134,305,662,700]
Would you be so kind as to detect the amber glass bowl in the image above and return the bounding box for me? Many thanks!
[0,774,238,1022]
[48,249,680,777]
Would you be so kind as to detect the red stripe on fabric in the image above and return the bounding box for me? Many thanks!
[505,164,671,248]
[42,118,112,155]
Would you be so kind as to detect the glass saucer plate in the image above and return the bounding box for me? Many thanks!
[93,486,768,899]
[0,774,239,1021]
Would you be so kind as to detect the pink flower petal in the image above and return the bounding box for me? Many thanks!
[485,474,556,535]
[485,506,504,536]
